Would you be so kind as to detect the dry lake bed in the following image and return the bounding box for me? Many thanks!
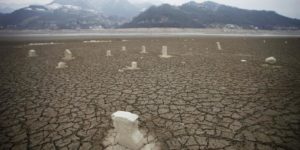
[0,35,300,150]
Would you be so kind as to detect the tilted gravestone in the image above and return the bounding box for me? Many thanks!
[216,42,222,50]
[111,111,145,150]
[63,49,75,60]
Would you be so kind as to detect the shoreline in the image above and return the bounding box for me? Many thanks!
[1,28,300,41]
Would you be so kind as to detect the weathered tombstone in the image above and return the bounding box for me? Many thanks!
[140,45,147,53]
[263,40,266,43]
[111,111,145,150]
[122,46,126,51]
[265,56,277,64]
[131,62,138,69]
[159,46,172,58]
[106,50,112,56]
[63,49,75,60]
[56,62,67,69]
[216,42,222,50]
[125,61,140,70]
[28,49,37,57]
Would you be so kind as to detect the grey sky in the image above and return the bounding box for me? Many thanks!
[0,0,299,19]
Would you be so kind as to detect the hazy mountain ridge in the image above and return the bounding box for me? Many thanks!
[0,4,122,29]
[52,0,150,18]
[122,1,300,29]
[0,0,151,29]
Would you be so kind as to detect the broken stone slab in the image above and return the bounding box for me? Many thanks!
[159,46,172,58]
[56,62,67,69]
[63,49,75,60]
[265,56,277,64]
[28,49,37,57]
[111,111,146,150]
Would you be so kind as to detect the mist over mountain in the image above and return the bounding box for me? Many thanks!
[0,4,123,29]
[0,0,154,29]
[52,0,151,18]
[122,1,300,29]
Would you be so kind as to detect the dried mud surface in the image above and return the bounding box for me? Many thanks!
[0,37,300,150]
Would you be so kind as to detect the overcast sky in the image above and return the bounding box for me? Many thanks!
[0,0,299,19]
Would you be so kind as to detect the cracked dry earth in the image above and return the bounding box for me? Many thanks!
[0,37,300,150]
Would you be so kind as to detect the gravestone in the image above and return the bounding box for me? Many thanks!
[122,46,126,51]
[56,62,67,69]
[216,42,222,50]
[111,111,145,150]
[159,46,172,58]
[28,49,37,57]
[63,49,75,60]
[125,62,140,70]
[106,50,112,56]
[140,45,147,53]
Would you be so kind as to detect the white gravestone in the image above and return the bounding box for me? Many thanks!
[159,46,172,58]
[106,50,112,56]
[140,45,147,53]
[265,57,277,64]
[216,42,222,50]
[122,46,126,51]
[56,62,67,69]
[112,111,145,150]
[125,61,140,70]
[28,49,37,57]
[63,49,75,60]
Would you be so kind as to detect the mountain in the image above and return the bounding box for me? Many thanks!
[122,1,300,29]
[0,0,154,29]
[0,4,122,29]
[52,0,141,18]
